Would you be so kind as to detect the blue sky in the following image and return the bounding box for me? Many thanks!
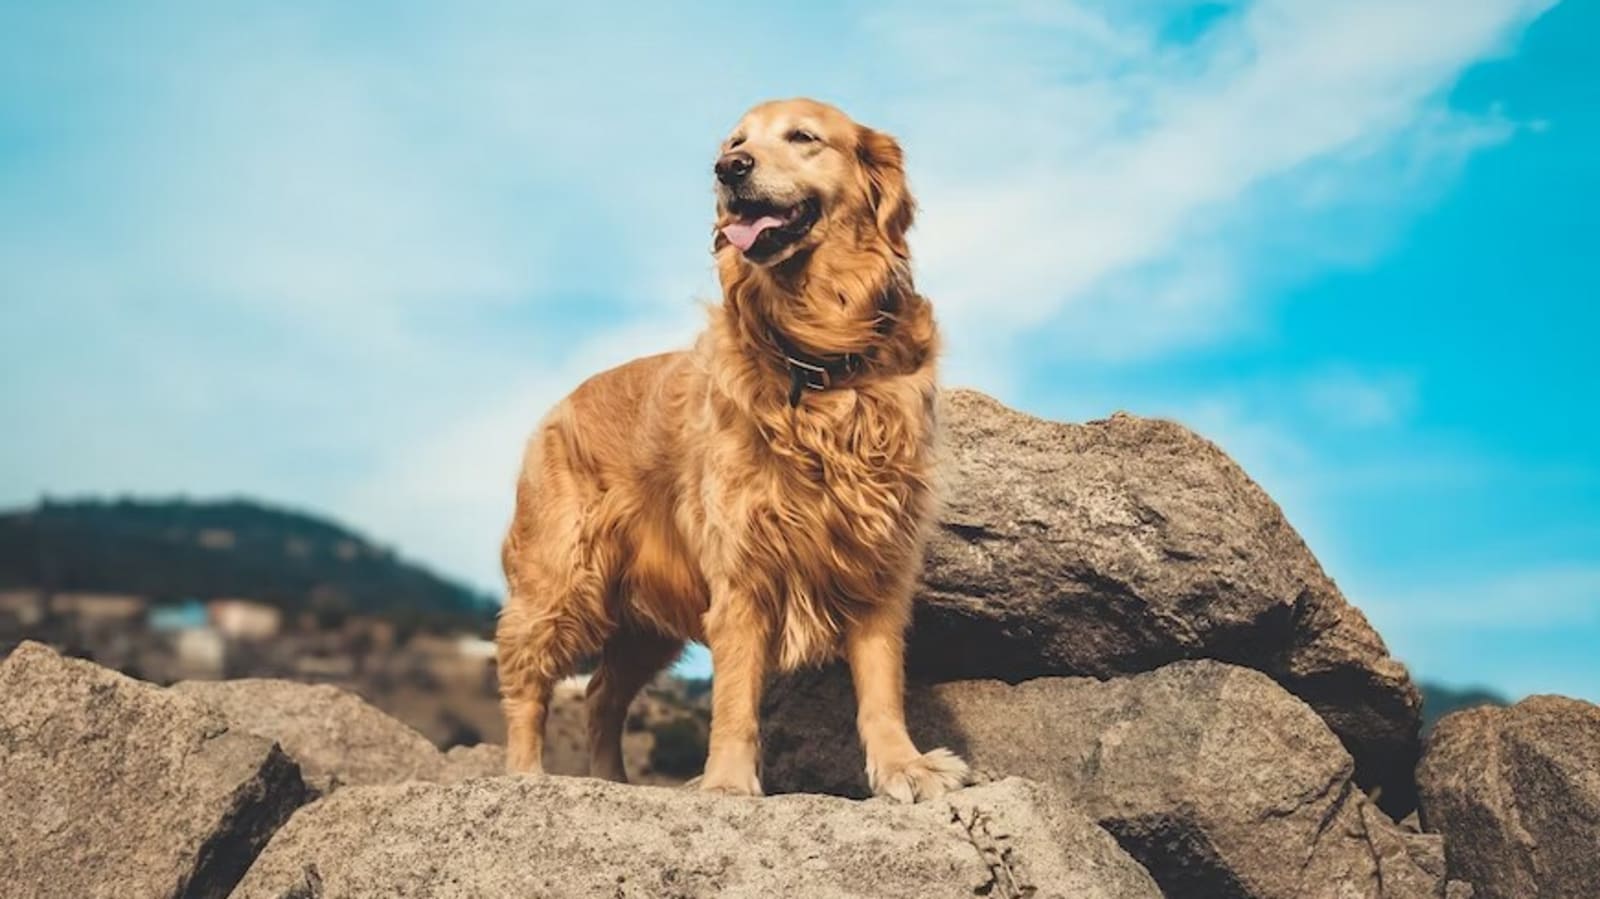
[1,1,1593,696]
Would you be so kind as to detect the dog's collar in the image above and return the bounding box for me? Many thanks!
[769,328,863,407]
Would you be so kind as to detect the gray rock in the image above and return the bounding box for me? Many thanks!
[916,390,1422,812]
[0,642,309,899]
[232,776,1162,899]
[175,678,445,793]
[765,661,1445,899]
[439,742,509,782]
[176,679,519,791]
[1417,695,1600,899]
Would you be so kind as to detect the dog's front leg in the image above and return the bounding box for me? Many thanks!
[697,588,769,796]
[845,598,969,803]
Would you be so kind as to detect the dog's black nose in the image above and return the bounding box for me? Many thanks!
[715,151,754,184]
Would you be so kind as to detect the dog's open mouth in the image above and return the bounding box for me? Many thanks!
[720,197,820,257]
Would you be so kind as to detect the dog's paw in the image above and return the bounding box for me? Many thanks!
[869,748,970,803]
[687,769,764,797]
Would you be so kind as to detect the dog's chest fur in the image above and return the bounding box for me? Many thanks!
[696,382,937,669]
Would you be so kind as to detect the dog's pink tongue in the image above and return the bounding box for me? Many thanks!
[722,215,784,252]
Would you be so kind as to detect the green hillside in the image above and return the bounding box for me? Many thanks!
[0,497,497,631]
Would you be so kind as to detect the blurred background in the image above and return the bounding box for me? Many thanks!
[1,1,1593,776]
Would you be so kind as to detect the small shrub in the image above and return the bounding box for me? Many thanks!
[648,716,707,778]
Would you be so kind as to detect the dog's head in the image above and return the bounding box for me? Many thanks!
[714,99,913,268]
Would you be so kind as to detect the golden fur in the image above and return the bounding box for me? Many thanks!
[496,99,968,800]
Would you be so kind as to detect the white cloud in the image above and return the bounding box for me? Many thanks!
[1354,563,1600,700]
[1364,564,1600,630]
[885,0,1556,371]
[337,309,704,587]
[1302,370,1418,429]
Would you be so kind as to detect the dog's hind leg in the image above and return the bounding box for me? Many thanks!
[497,450,617,775]
[585,627,684,782]
[497,594,595,774]
[499,667,554,774]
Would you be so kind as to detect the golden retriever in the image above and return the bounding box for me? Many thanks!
[496,98,967,801]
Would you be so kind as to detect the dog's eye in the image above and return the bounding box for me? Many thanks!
[787,129,818,144]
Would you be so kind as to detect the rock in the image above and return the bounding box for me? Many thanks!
[765,661,1444,899]
[0,642,309,899]
[174,678,446,793]
[1417,695,1600,899]
[232,776,1162,899]
[1401,834,1479,898]
[439,743,508,782]
[914,389,1422,812]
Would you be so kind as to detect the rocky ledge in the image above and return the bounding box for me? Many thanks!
[2,390,1594,898]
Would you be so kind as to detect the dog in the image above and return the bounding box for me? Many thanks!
[496,98,967,801]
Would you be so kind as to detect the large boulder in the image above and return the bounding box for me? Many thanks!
[176,679,516,791]
[915,389,1422,812]
[765,661,1455,899]
[174,678,449,793]
[0,642,309,899]
[232,775,1162,899]
[1417,695,1600,899]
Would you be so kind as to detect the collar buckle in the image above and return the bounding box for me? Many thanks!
[785,354,833,390]
[772,329,863,407]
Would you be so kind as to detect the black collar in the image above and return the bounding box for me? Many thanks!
[769,328,863,407]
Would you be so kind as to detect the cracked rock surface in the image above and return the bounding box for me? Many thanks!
[766,660,1448,898]
[917,390,1422,813]
[1418,695,1600,899]
[174,679,447,794]
[232,776,1162,899]
[174,678,502,794]
[0,642,310,899]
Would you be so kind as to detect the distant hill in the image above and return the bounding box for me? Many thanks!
[0,497,497,631]
[1419,681,1509,732]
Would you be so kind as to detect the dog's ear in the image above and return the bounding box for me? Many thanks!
[856,125,915,258]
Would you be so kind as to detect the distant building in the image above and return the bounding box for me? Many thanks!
[0,590,45,627]
[341,615,398,652]
[455,637,497,660]
[148,599,208,632]
[173,627,225,679]
[207,599,282,640]
[49,593,147,623]
[196,527,237,550]
[406,633,459,658]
